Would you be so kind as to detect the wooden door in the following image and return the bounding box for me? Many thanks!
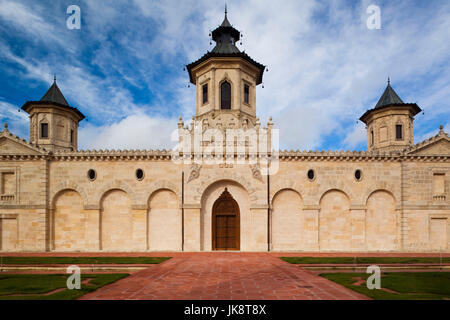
[212,188,240,250]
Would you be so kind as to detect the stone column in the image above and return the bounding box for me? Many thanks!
[183,204,201,251]
[350,207,366,251]
[249,206,268,251]
[303,207,319,251]
[0,172,3,194]
[48,208,54,251]
[131,205,147,251]
[212,68,217,111]
[84,205,100,251]
[237,68,242,110]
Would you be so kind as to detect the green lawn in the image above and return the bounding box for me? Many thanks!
[281,257,450,264]
[0,256,171,265]
[0,273,129,300]
[321,272,450,300]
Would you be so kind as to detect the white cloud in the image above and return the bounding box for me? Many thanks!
[0,100,29,137]
[0,43,53,83]
[0,0,77,50]
[78,113,178,150]
[1,0,449,151]
[343,122,367,150]
[416,122,450,144]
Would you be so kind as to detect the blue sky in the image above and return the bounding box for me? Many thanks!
[0,0,449,151]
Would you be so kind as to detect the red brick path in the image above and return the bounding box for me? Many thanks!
[79,253,368,300]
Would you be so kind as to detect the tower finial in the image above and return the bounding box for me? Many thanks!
[387,77,390,85]
[54,74,56,83]
[225,4,227,17]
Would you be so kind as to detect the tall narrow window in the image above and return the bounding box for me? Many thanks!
[244,84,250,104]
[70,129,74,143]
[202,83,208,104]
[370,129,374,146]
[220,81,231,109]
[396,124,403,140]
[41,123,48,138]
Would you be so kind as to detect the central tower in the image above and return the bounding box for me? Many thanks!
[186,8,265,129]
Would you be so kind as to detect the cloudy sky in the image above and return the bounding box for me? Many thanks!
[0,0,449,151]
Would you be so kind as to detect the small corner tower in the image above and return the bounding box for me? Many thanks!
[185,7,265,128]
[360,79,422,152]
[21,77,85,152]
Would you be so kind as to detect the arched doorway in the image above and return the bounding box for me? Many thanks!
[212,188,240,250]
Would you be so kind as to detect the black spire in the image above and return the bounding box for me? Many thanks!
[221,4,232,27]
[211,7,241,54]
[374,79,405,109]
[21,77,85,121]
[359,79,421,124]
[40,77,69,106]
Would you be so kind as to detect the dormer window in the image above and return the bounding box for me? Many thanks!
[202,83,208,104]
[41,123,48,138]
[396,124,403,140]
[221,81,231,109]
[244,84,250,105]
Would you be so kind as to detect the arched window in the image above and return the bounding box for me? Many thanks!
[220,81,231,109]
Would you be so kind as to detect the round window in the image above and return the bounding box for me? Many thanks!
[307,169,315,181]
[136,168,144,181]
[355,169,362,181]
[87,169,96,181]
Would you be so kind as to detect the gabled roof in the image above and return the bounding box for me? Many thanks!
[0,124,48,155]
[405,126,450,155]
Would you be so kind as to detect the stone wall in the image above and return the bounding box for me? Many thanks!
[0,151,448,252]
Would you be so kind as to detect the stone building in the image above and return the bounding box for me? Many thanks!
[0,12,449,252]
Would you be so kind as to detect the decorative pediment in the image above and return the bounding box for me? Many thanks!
[406,128,450,155]
[0,132,47,155]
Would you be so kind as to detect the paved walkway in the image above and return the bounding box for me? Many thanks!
[80,253,368,300]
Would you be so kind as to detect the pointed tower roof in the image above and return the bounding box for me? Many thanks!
[374,79,404,108]
[21,77,85,121]
[186,7,265,84]
[210,6,241,54]
[359,79,421,124]
[220,5,232,27]
[40,76,69,106]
